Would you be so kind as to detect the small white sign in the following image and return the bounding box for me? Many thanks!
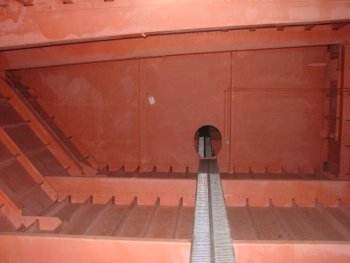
[148,96,156,105]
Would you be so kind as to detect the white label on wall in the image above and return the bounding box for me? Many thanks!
[148,96,156,105]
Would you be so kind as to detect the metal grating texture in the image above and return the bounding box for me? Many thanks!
[209,160,236,263]
[191,159,236,263]
[191,160,212,262]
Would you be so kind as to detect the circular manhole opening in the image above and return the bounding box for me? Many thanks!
[194,125,222,158]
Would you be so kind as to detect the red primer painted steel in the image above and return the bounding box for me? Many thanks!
[222,180,350,207]
[0,76,85,176]
[46,176,196,206]
[0,235,191,263]
[1,25,350,71]
[1,2,350,262]
[339,45,350,178]
[46,177,350,207]
[1,235,350,263]
[13,47,327,173]
[1,0,350,49]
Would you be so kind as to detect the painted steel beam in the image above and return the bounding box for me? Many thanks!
[339,44,350,179]
[235,241,350,263]
[0,75,84,176]
[1,25,350,70]
[222,180,350,207]
[0,127,43,184]
[45,176,350,207]
[46,176,196,206]
[0,235,190,263]
[0,0,350,50]
[0,126,57,201]
[0,235,350,263]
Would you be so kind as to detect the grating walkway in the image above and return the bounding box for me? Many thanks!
[190,159,236,263]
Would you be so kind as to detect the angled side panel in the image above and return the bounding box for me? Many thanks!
[339,44,350,179]
[0,74,84,176]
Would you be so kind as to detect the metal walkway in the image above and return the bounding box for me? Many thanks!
[191,131,236,263]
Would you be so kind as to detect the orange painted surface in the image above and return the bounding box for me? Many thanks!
[1,2,350,262]
[1,236,350,263]
[222,180,350,207]
[1,1,350,49]
[46,176,196,206]
[0,235,191,263]
[1,25,350,71]
[231,48,325,173]
[46,176,350,207]
[339,45,350,178]
[234,242,350,263]
[140,53,230,172]
[0,76,85,176]
[14,46,327,173]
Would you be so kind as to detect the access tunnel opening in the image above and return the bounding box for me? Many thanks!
[194,125,222,158]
